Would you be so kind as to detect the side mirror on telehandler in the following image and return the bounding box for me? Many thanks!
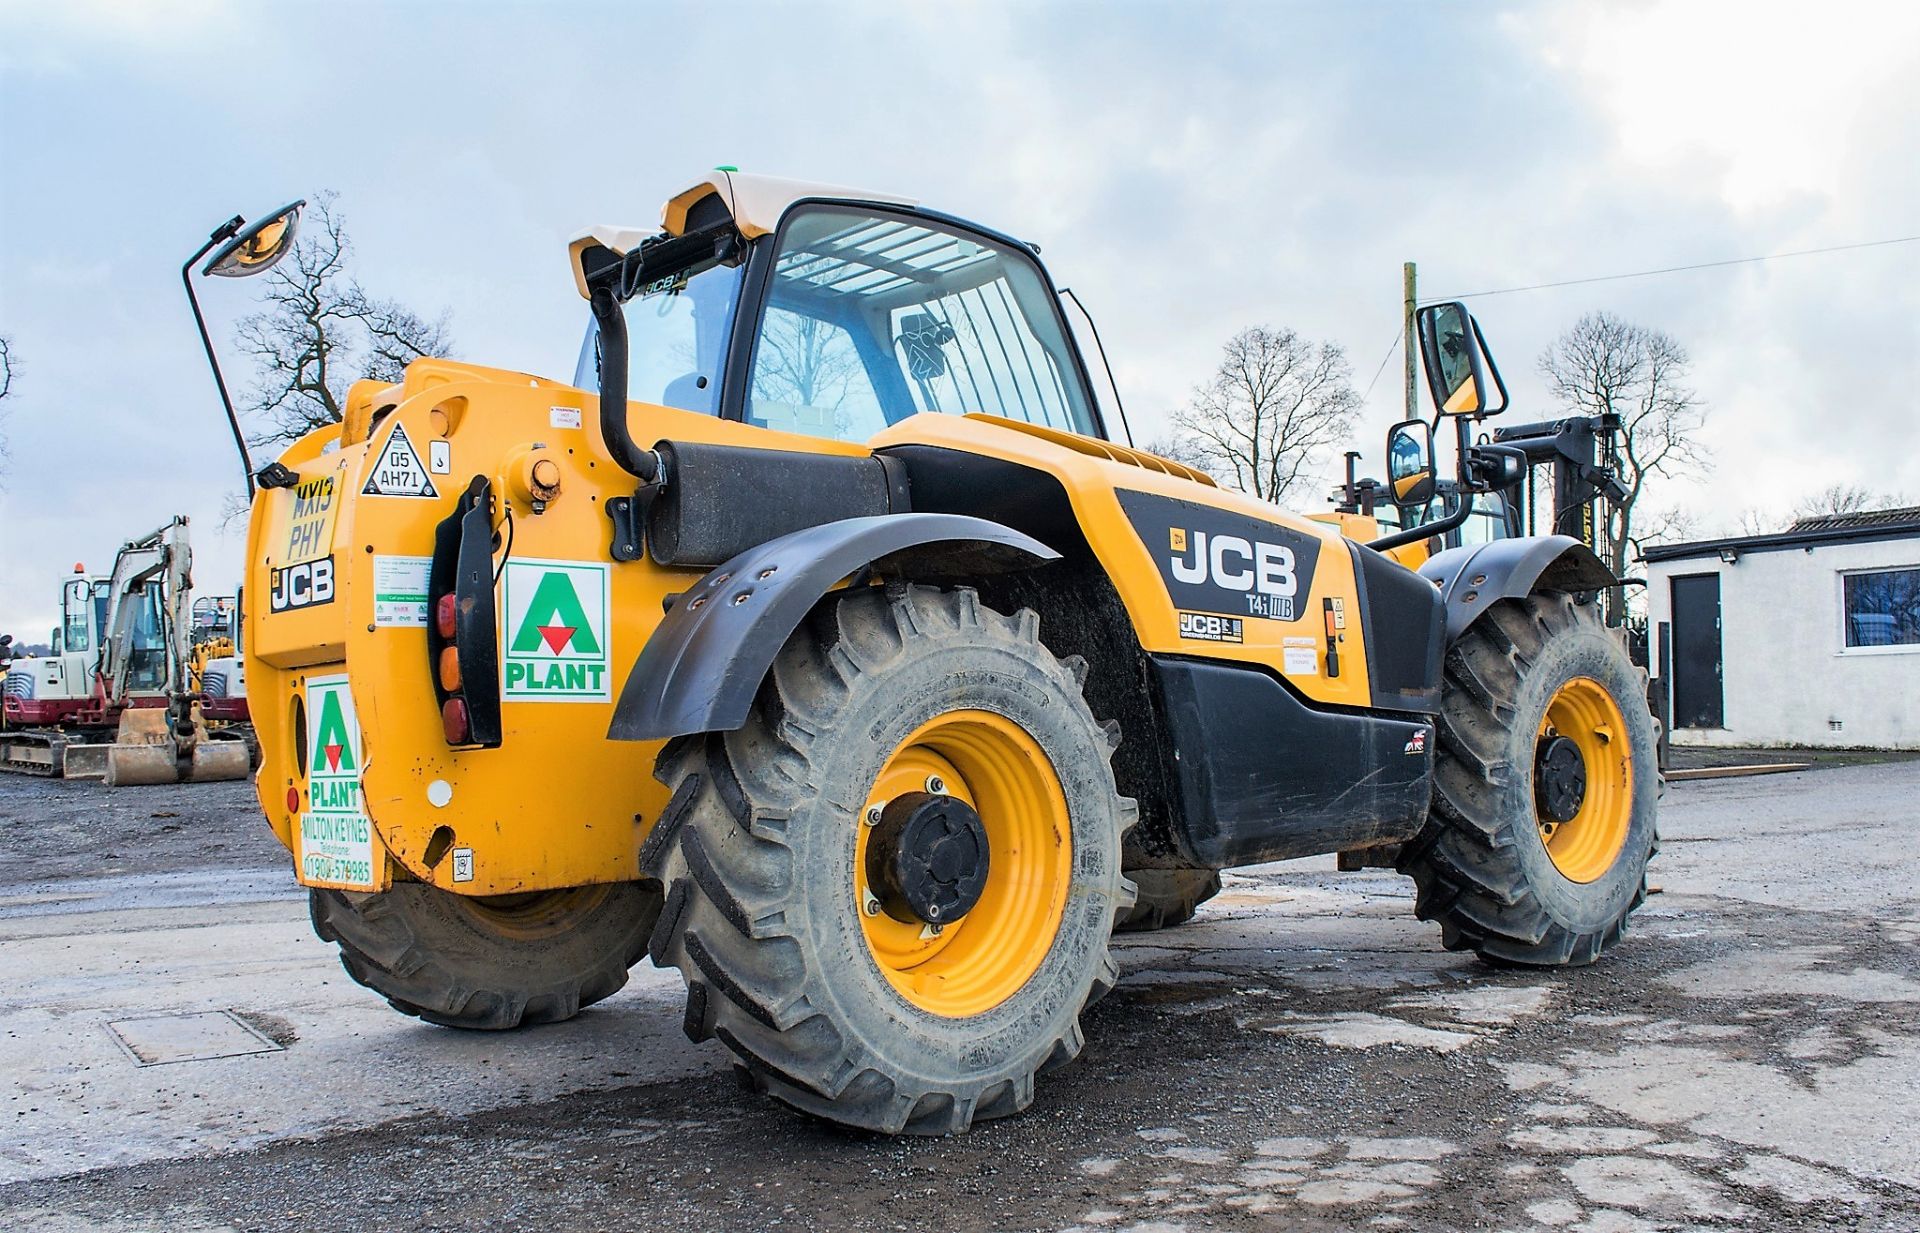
[1385,419,1436,508]
[1416,300,1508,418]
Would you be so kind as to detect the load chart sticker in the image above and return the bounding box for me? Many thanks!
[362,423,438,498]
[298,674,378,890]
[500,558,611,702]
[372,555,431,627]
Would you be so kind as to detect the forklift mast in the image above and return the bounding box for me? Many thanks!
[1488,413,1628,553]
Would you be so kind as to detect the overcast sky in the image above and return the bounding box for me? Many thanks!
[1,0,1916,637]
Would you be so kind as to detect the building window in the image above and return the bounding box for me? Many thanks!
[1841,567,1920,649]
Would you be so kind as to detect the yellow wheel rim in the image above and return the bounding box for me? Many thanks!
[854,710,1072,1018]
[1535,676,1633,883]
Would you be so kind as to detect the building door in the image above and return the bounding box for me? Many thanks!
[1670,573,1723,729]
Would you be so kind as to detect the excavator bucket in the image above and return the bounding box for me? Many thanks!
[101,707,249,786]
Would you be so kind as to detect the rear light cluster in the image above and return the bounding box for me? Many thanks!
[426,477,503,750]
[434,595,472,744]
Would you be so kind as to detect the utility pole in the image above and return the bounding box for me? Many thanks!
[1402,261,1418,423]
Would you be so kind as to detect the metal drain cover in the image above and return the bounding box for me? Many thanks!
[107,1011,284,1066]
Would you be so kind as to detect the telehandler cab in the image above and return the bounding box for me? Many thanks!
[201,172,1657,1135]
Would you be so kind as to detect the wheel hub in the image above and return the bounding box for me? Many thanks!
[1534,732,1588,826]
[866,791,991,925]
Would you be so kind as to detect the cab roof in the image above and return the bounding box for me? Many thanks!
[568,170,918,299]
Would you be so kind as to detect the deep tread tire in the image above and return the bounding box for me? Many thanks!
[645,585,1136,1135]
[310,881,659,1029]
[1116,868,1222,932]
[1398,593,1659,967]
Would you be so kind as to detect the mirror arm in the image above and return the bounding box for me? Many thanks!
[1368,489,1472,553]
[182,217,255,499]
[1470,317,1510,415]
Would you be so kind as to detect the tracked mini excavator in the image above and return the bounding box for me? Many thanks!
[195,174,1658,1135]
[1,517,251,784]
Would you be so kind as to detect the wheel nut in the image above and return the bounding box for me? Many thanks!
[865,804,883,826]
[924,775,946,794]
[863,892,882,916]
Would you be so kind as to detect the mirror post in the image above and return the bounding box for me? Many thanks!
[183,216,255,499]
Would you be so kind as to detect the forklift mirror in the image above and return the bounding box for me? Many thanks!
[1416,301,1505,417]
[1385,419,1436,508]
[203,200,305,278]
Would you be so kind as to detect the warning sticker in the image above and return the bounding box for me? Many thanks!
[428,439,451,474]
[372,555,431,627]
[1283,646,1320,676]
[280,469,341,565]
[297,674,378,890]
[501,558,611,702]
[362,423,438,498]
[550,405,582,430]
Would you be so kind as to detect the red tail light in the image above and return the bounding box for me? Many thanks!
[441,697,471,745]
[435,593,458,640]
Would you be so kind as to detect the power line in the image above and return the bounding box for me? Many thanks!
[1426,234,1920,303]
[1358,329,1402,403]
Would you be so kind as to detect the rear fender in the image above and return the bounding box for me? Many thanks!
[607,513,1058,741]
[1418,536,1616,640]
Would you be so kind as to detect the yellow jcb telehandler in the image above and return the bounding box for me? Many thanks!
[189,173,1657,1135]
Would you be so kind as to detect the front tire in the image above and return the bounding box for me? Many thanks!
[643,585,1136,1135]
[1399,592,1658,966]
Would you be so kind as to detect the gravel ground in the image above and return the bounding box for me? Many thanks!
[2,762,1917,1232]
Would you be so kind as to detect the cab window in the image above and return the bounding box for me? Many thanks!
[61,580,91,654]
[745,207,1097,441]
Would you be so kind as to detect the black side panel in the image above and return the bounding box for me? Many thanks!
[1152,657,1433,868]
[647,440,899,567]
[1350,542,1443,712]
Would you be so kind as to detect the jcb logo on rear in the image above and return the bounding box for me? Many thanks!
[269,557,335,613]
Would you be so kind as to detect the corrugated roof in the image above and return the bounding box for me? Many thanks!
[1788,505,1920,533]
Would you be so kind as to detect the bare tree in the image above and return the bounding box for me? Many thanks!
[1628,504,1697,558]
[1731,507,1782,537]
[235,192,453,445]
[1791,483,1909,524]
[1161,326,1361,504]
[0,334,16,478]
[1540,312,1708,613]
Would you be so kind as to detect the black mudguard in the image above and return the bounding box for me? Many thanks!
[607,513,1059,742]
[1418,535,1617,640]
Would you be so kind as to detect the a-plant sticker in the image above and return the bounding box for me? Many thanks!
[298,674,377,890]
[501,558,611,702]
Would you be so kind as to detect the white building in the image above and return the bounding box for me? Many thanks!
[1642,508,1920,750]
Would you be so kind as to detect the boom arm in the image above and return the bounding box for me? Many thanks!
[95,517,193,704]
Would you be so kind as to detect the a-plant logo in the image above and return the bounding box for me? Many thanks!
[299,674,375,889]
[501,558,611,702]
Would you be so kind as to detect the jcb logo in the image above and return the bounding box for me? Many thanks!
[1169,528,1298,619]
[269,557,335,612]
[1117,491,1323,625]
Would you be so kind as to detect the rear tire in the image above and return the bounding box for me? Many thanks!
[1116,868,1221,932]
[644,585,1136,1135]
[1399,592,1658,966]
[311,881,658,1029]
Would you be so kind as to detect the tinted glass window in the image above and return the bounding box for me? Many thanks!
[1843,567,1920,648]
[574,260,744,416]
[745,207,1096,441]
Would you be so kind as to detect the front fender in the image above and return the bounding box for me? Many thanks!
[1418,535,1616,640]
[607,513,1059,742]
